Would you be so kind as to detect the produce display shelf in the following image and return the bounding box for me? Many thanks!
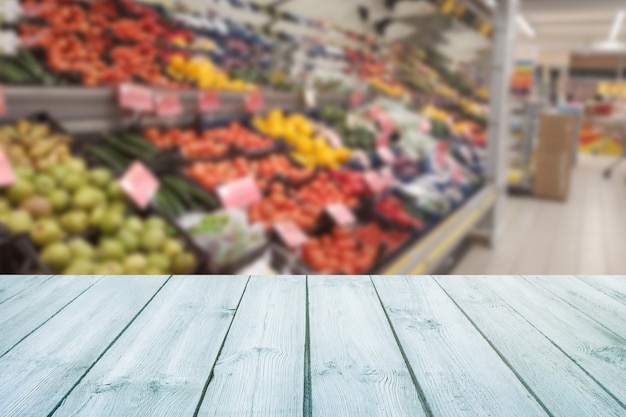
[382,184,497,275]
[1,86,351,134]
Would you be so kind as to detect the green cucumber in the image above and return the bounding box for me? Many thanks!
[86,145,128,170]
[121,133,159,156]
[0,60,33,83]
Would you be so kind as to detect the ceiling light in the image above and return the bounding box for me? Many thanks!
[482,0,496,8]
[517,15,535,38]
[609,10,625,42]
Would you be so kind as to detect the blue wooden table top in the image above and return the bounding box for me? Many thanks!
[0,275,625,417]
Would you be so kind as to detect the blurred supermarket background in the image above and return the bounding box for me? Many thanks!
[0,0,625,275]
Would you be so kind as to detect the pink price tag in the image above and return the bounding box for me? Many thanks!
[0,86,6,116]
[435,151,446,166]
[352,150,370,168]
[325,129,343,148]
[377,113,393,133]
[119,161,160,210]
[118,84,154,112]
[377,146,395,164]
[364,170,385,194]
[379,166,395,187]
[451,165,464,182]
[217,176,261,209]
[198,90,220,112]
[325,203,356,226]
[419,120,431,133]
[376,133,389,148]
[350,91,362,107]
[244,90,264,113]
[273,221,308,249]
[0,149,16,187]
[155,93,182,117]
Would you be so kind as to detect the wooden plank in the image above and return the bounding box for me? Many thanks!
[579,276,626,306]
[373,275,548,417]
[308,275,427,417]
[197,275,306,417]
[0,275,101,356]
[53,275,248,417]
[524,275,626,340]
[0,275,52,304]
[475,275,626,405]
[0,275,168,417]
[436,276,626,417]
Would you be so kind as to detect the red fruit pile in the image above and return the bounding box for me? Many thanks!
[301,227,378,274]
[329,169,369,197]
[18,0,189,87]
[247,183,319,231]
[186,157,268,192]
[202,123,274,152]
[354,223,409,254]
[144,127,230,158]
[294,172,359,210]
[376,195,424,229]
[249,154,314,183]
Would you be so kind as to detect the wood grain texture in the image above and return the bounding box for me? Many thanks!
[579,276,626,306]
[52,275,248,417]
[0,275,168,417]
[475,275,626,405]
[197,275,306,417]
[0,275,52,304]
[436,276,626,417]
[0,275,101,357]
[308,275,426,417]
[373,275,548,417]
[524,276,626,340]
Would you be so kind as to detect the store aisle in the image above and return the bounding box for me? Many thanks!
[453,154,626,275]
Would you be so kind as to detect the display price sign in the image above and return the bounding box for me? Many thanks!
[273,221,307,249]
[364,170,385,194]
[375,132,389,148]
[419,119,431,134]
[217,176,261,209]
[0,148,16,187]
[118,84,154,113]
[154,93,182,118]
[379,166,396,188]
[377,146,395,164]
[119,161,160,210]
[325,203,356,226]
[352,149,370,168]
[244,90,264,113]
[0,85,6,116]
[198,90,220,112]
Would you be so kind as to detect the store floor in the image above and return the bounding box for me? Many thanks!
[453,154,626,275]
[1,275,625,416]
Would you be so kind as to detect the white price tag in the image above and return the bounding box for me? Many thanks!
[0,31,19,57]
[304,88,316,108]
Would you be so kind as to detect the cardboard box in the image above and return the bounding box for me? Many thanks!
[533,152,572,201]
[536,114,577,154]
